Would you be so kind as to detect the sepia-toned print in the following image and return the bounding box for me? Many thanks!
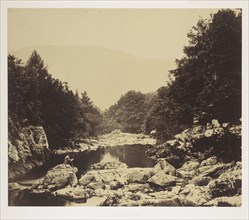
[8,8,242,207]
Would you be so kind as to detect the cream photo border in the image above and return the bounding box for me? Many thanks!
[0,0,248,219]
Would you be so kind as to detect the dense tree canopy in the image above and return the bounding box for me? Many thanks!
[144,9,242,142]
[104,91,156,133]
[8,51,102,148]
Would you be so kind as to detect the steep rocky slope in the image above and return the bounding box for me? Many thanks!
[8,117,49,180]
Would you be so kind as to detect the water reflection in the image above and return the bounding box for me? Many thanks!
[10,144,155,206]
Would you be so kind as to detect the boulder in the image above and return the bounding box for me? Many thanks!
[179,160,200,171]
[148,171,180,187]
[189,176,212,186]
[186,186,211,206]
[42,164,78,191]
[208,167,241,198]
[204,196,241,207]
[8,142,20,163]
[204,129,214,137]
[9,182,29,191]
[87,181,106,190]
[178,170,197,179]
[100,192,123,206]
[53,186,88,202]
[125,168,153,183]
[213,127,225,137]
[153,158,177,176]
[79,174,96,186]
[200,156,218,167]
[139,196,181,206]
[110,180,124,190]
[171,186,181,195]
[82,168,127,185]
[211,119,220,128]
[198,164,226,178]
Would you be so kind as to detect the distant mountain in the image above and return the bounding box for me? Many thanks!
[9,45,175,110]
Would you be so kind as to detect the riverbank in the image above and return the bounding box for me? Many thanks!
[9,157,242,206]
[53,129,156,155]
[8,120,242,206]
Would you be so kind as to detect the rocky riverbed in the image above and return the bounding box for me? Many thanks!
[9,157,242,206]
[8,119,242,207]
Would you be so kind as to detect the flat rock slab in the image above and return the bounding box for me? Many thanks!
[53,186,88,202]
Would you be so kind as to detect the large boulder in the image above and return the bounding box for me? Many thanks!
[125,168,154,183]
[53,186,88,202]
[42,164,78,191]
[185,186,211,206]
[148,171,180,187]
[208,165,241,198]
[153,158,177,176]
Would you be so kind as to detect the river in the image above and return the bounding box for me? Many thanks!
[10,144,155,206]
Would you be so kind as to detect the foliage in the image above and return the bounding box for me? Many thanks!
[8,51,102,148]
[144,9,242,142]
[104,91,156,133]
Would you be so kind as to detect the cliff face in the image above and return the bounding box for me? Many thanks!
[8,118,49,180]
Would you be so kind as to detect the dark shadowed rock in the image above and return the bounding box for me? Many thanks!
[208,165,241,198]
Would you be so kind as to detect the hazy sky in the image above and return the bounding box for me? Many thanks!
[8,8,219,109]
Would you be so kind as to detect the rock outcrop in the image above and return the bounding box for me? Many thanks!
[42,164,78,190]
[8,117,49,180]
[146,120,241,167]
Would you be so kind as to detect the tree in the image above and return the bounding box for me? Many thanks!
[105,91,155,133]
[144,9,242,142]
[8,51,103,148]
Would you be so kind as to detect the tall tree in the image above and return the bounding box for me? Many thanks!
[144,9,242,142]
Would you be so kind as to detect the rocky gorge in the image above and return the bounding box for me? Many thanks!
[8,118,242,207]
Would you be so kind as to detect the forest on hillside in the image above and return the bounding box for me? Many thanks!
[8,9,241,147]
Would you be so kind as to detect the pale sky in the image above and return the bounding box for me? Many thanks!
[8,8,220,110]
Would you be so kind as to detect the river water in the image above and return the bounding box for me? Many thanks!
[9,144,155,206]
